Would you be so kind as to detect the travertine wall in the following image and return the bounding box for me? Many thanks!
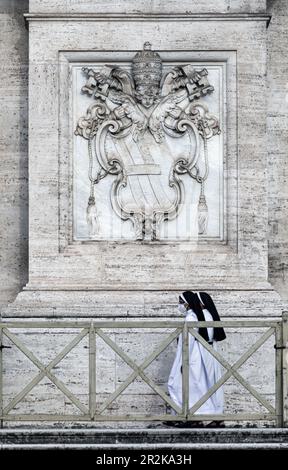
[2,2,288,309]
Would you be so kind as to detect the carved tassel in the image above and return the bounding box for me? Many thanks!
[197,185,208,235]
[86,195,99,237]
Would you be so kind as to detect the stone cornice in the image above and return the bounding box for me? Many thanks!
[24,12,271,26]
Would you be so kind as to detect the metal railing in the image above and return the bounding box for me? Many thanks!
[0,315,287,426]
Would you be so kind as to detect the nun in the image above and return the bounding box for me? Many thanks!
[167,291,226,427]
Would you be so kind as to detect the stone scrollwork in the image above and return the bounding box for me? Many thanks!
[75,42,221,240]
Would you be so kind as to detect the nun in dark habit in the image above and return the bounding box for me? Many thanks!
[167,291,226,427]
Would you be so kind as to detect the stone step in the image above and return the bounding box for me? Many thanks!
[1,428,288,450]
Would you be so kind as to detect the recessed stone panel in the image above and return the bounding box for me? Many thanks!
[72,54,225,242]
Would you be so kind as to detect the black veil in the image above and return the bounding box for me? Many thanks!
[181,291,226,342]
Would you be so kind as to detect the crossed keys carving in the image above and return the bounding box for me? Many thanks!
[75,44,221,240]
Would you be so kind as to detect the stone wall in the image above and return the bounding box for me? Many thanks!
[1,2,288,309]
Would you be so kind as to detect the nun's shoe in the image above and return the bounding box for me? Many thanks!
[163,421,190,428]
[163,420,204,428]
[185,421,204,428]
[162,420,181,427]
[173,421,198,428]
[204,420,225,428]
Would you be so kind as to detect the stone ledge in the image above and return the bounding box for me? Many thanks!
[1,428,288,449]
[23,13,271,27]
[1,443,288,450]
[2,288,285,319]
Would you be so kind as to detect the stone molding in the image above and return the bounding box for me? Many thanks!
[24,13,271,25]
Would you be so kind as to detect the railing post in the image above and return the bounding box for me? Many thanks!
[89,323,96,420]
[182,322,189,420]
[282,312,288,427]
[0,324,3,428]
[275,321,284,427]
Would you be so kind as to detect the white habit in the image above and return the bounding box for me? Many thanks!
[168,308,224,414]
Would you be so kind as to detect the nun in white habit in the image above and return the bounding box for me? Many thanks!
[167,291,226,427]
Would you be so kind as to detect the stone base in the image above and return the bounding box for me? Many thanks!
[1,286,286,319]
[1,428,288,450]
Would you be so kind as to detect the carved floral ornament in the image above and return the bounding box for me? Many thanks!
[75,42,220,241]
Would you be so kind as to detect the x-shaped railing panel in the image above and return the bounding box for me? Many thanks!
[186,326,276,416]
[96,328,182,416]
[2,328,89,415]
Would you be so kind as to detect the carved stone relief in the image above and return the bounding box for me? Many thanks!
[74,44,223,241]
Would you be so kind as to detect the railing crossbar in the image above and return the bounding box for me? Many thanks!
[0,321,281,329]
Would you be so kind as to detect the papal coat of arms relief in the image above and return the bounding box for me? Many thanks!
[75,43,221,241]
